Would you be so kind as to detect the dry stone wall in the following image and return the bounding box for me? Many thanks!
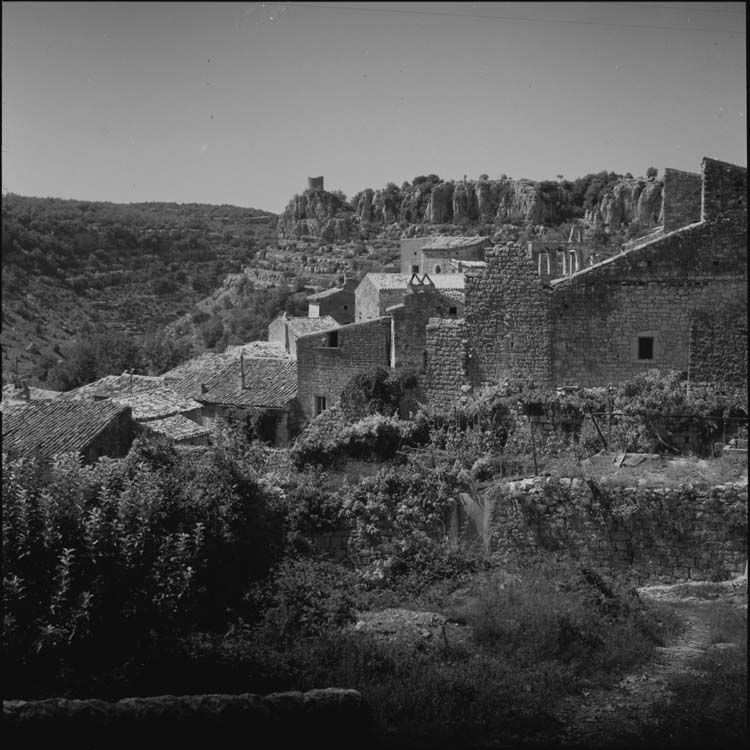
[689,302,748,386]
[485,477,748,584]
[3,688,368,750]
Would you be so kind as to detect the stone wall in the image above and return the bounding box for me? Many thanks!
[355,278,406,322]
[550,220,747,386]
[701,157,747,222]
[484,477,747,584]
[268,316,289,355]
[424,318,471,406]
[311,282,356,325]
[3,688,368,750]
[296,318,391,422]
[689,301,748,386]
[391,288,461,371]
[464,245,552,387]
[83,409,136,463]
[662,168,702,232]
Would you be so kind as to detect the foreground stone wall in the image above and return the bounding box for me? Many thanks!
[3,688,368,750]
[484,477,747,584]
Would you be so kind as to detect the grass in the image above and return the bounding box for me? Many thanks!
[641,602,747,749]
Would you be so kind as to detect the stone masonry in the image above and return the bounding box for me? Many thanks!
[485,476,747,585]
[661,167,702,232]
[424,157,747,402]
[295,317,392,421]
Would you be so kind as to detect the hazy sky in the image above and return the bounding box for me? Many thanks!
[2,2,746,212]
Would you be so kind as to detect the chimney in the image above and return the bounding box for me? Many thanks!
[240,354,245,390]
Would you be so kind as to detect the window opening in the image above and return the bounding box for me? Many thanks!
[315,396,327,415]
[326,331,339,347]
[637,337,654,360]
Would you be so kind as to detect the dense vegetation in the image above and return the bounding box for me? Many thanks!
[4,369,745,747]
[1,194,278,383]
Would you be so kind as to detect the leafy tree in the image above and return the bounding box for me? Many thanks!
[646,166,658,180]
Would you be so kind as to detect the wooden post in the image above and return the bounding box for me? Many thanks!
[590,414,608,451]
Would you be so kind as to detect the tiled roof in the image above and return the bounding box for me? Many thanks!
[2,400,130,458]
[107,387,202,421]
[62,373,165,400]
[306,286,345,301]
[364,273,465,290]
[199,358,297,409]
[162,353,238,398]
[1,385,62,408]
[224,341,290,358]
[140,414,211,442]
[285,316,340,337]
[419,236,489,250]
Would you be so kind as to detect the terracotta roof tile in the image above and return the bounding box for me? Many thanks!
[141,414,211,442]
[284,316,340,337]
[199,358,297,409]
[2,400,131,458]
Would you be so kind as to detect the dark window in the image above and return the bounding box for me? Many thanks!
[412,264,420,273]
[449,306,457,316]
[712,260,719,267]
[315,395,327,415]
[343,304,348,310]
[434,265,441,274]
[638,337,654,360]
[326,331,339,347]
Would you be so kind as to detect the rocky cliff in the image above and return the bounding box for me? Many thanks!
[277,188,355,242]
[278,174,665,241]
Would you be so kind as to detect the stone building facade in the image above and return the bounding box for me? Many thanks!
[355,273,465,322]
[400,236,490,275]
[424,157,747,402]
[295,317,392,421]
[306,277,358,324]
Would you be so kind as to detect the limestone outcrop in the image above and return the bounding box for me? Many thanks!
[280,174,665,240]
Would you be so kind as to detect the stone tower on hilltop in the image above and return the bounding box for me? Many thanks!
[307,176,324,191]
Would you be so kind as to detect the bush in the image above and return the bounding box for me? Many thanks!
[1,441,284,698]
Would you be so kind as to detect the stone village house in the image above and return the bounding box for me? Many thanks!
[279,157,746,425]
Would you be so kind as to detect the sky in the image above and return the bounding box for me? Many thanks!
[2,1,746,213]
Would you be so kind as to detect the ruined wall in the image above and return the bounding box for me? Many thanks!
[390,289,461,371]
[701,157,747,222]
[485,477,747,584]
[296,318,391,422]
[424,318,471,406]
[464,245,552,387]
[3,688,368,750]
[662,168,702,232]
[550,220,747,386]
[268,317,289,355]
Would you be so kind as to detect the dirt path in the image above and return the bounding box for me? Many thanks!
[550,576,747,748]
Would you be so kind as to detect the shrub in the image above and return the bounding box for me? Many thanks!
[1,441,284,697]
